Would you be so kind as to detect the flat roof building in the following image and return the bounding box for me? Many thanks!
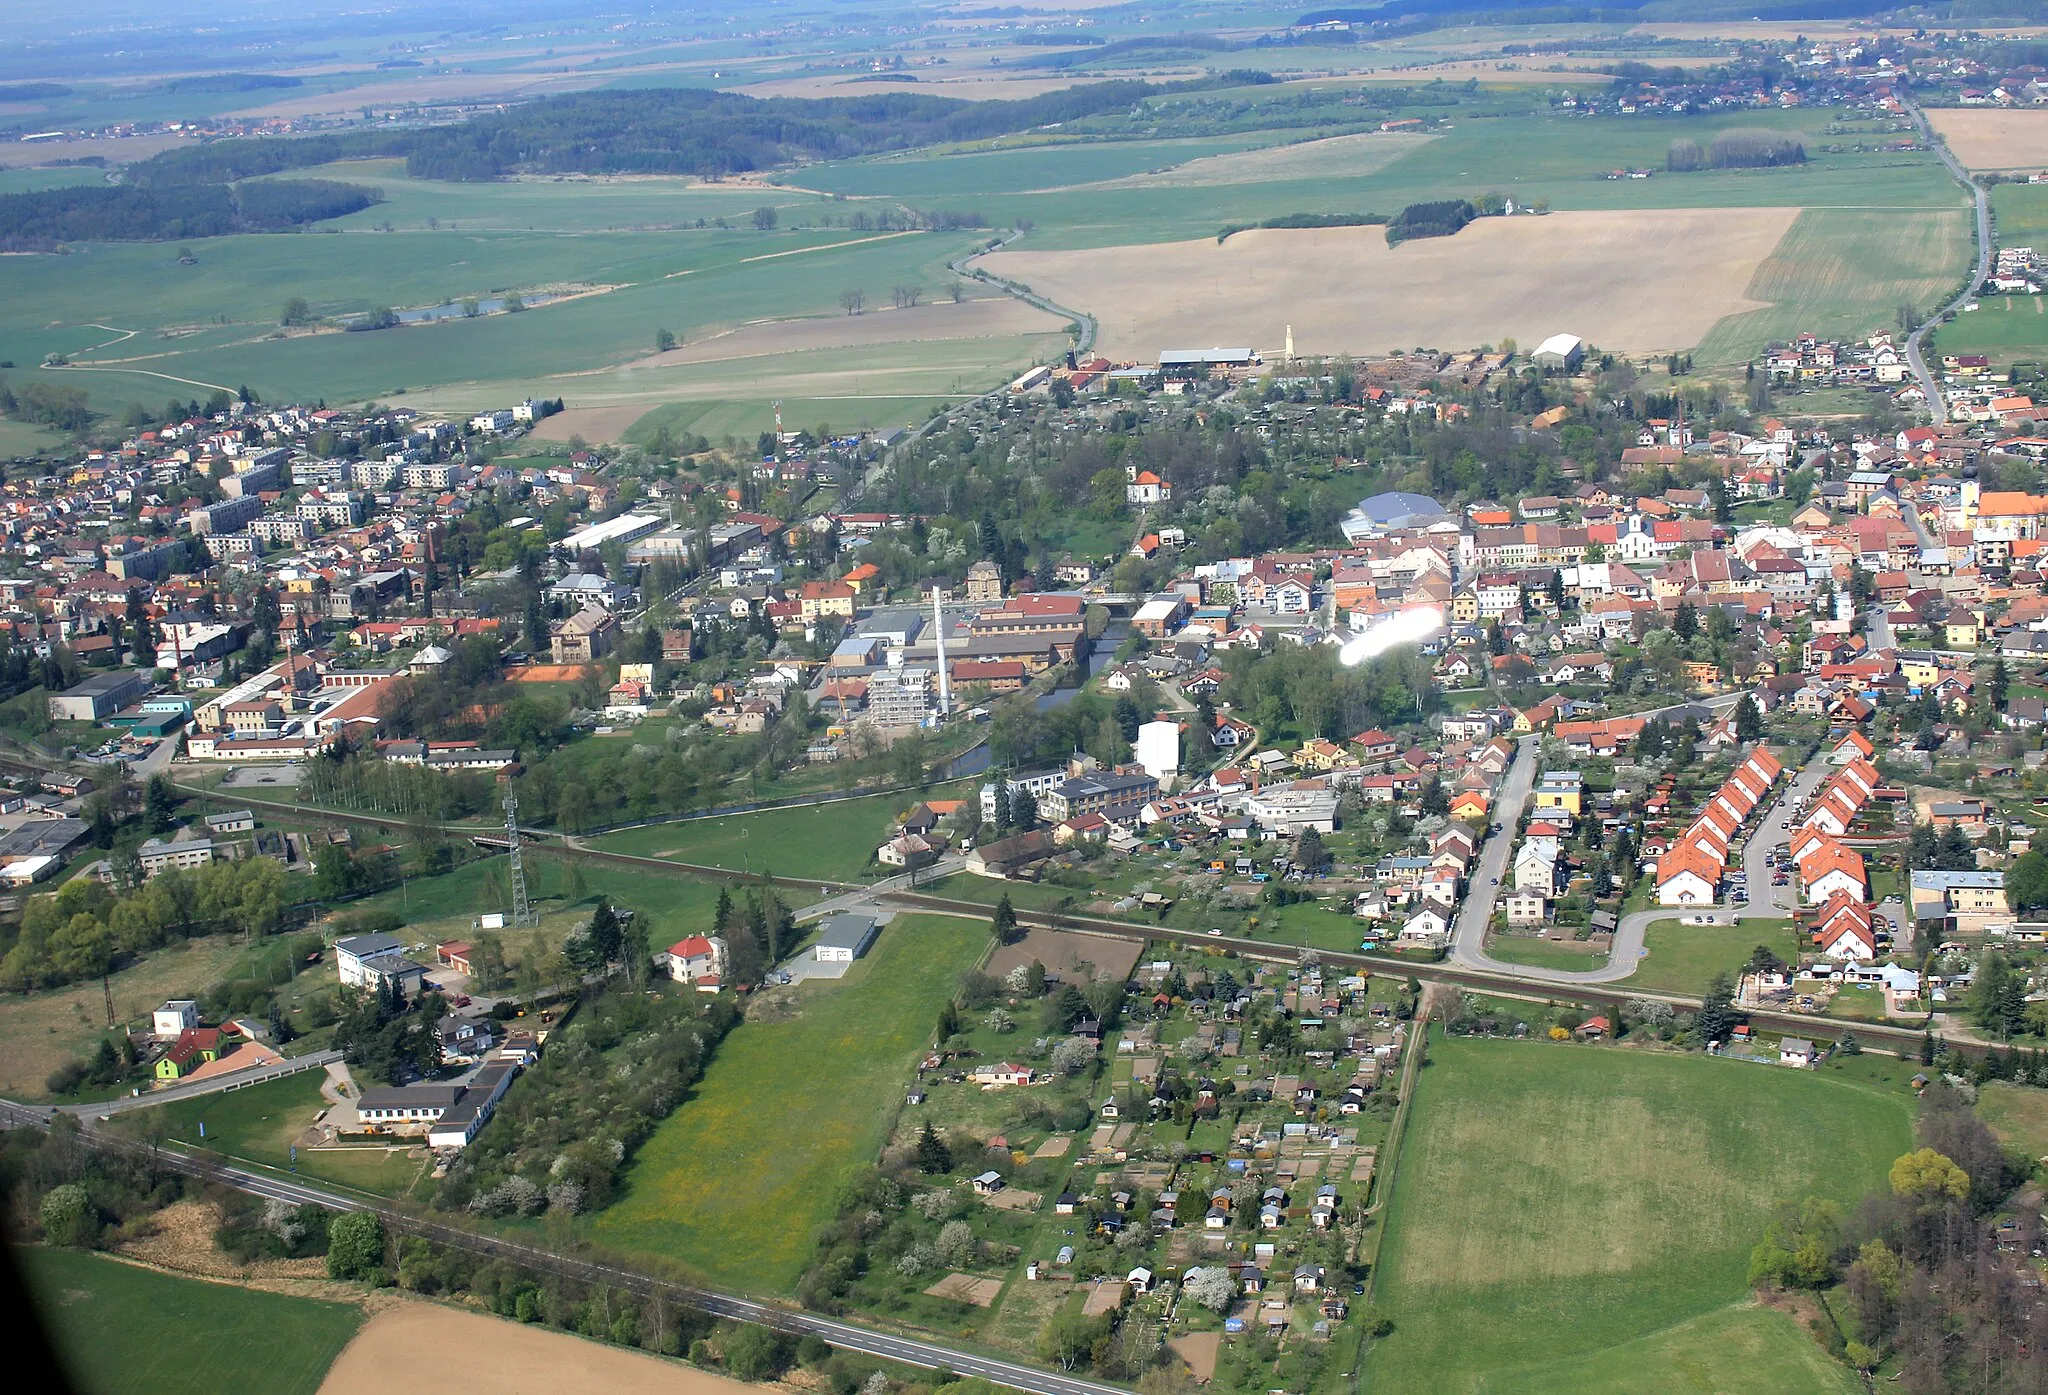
[815,912,880,963]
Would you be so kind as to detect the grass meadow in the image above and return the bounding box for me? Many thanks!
[1929,294,2048,366]
[0,100,1977,429]
[1366,1035,1909,1394]
[24,1245,364,1395]
[1623,917,1808,996]
[1976,1081,2048,1162]
[134,1070,433,1198]
[0,936,255,1099]
[592,913,990,1291]
[588,783,971,884]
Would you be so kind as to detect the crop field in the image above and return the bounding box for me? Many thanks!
[1367,1036,1909,1393]
[0,936,250,1099]
[1993,182,2048,248]
[0,207,1017,421]
[321,1303,759,1395]
[986,210,1795,358]
[1926,108,2048,171]
[1693,206,1973,365]
[593,914,988,1291]
[24,1245,364,1395]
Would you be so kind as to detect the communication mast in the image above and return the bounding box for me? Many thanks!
[503,794,537,928]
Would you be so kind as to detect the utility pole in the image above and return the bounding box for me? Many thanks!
[504,794,537,928]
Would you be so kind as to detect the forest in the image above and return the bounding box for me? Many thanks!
[0,178,379,249]
[123,80,1173,184]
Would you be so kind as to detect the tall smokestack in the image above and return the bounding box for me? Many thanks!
[933,586,950,719]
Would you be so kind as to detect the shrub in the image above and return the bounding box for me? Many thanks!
[326,1210,386,1281]
[40,1183,95,1246]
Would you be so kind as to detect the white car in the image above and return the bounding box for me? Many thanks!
[1208,928,1224,937]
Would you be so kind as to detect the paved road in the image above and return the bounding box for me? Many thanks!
[1449,735,1540,961]
[795,854,968,922]
[0,1100,1136,1395]
[1902,93,1992,423]
[1866,602,1896,652]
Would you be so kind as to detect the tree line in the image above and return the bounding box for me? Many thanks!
[0,179,379,250]
[1749,1081,2041,1389]
[125,82,1169,184]
[1667,130,1806,172]
[1385,198,1476,246]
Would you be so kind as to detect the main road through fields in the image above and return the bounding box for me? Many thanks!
[0,1099,1134,1395]
[1903,93,1993,423]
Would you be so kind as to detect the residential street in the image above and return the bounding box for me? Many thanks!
[1448,715,1821,986]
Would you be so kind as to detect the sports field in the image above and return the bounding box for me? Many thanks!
[1367,1036,1908,1393]
[593,914,988,1292]
[1931,295,2048,367]
[24,1245,364,1395]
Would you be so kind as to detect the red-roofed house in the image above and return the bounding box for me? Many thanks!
[657,935,727,986]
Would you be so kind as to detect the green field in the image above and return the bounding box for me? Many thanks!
[1976,1081,2048,1161]
[1624,917,1806,996]
[24,1246,363,1395]
[588,785,967,884]
[1929,294,2048,366]
[1693,205,1973,365]
[1484,936,1609,971]
[1367,1035,1909,1394]
[593,913,988,1291]
[135,1070,431,1198]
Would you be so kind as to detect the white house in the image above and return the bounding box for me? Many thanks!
[1504,890,1547,926]
[1399,907,1449,943]
[1779,1037,1817,1069]
[335,932,426,995]
[152,1000,200,1038]
[656,934,726,986]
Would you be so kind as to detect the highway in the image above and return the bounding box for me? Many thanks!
[1902,93,1993,424]
[0,1098,1136,1395]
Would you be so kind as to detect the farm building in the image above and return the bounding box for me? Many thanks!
[1532,333,1586,372]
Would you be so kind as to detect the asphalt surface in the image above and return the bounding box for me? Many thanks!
[1903,94,1993,423]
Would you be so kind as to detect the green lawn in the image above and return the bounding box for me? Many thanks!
[1366,1034,1910,1394]
[1484,936,1609,971]
[1624,917,1806,996]
[593,913,989,1291]
[588,786,969,884]
[130,1070,430,1198]
[23,1246,363,1395]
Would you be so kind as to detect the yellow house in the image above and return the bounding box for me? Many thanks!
[1450,590,1480,625]
[1533,771,1583,816]
[1943,616,1983,649]
[1898,653,1942,688]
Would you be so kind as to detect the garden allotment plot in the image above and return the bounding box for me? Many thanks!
[1367,1036,1908,1394]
